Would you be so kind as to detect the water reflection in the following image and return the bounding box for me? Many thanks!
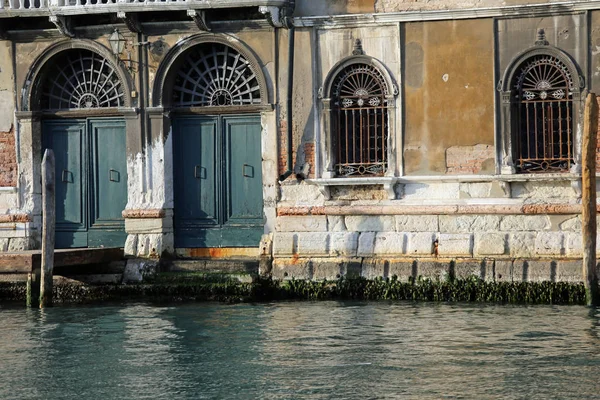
[1,302,600,399]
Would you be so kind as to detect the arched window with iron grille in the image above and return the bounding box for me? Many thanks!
[331,63,389,177]
[171,42,261,108]
[39,49,125,110]
[512,54,575,173]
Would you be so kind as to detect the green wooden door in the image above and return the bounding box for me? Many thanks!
[43,119,127,248]
[173,115,264,247]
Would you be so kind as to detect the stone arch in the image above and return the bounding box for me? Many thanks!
[322,55,397,101]
[22,39,134,112]
[501,47,582,94]
[152,33,269,108]
[498,44,584,174]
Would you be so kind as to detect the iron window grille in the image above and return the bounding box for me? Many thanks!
[40,49,125,110]
[331,63,388,177]
[513,55,574,173]
[172,43,261,107]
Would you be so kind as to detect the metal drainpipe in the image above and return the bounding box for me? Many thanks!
[279,22,295,182]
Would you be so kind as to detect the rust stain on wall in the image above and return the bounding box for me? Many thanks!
[404,19,495,175]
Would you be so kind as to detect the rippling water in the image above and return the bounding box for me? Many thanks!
[1,301,600,399]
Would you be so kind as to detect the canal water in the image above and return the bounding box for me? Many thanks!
[1,302,600,399]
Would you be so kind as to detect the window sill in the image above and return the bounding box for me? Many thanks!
[307,173,586,200]
[306,177,398,200]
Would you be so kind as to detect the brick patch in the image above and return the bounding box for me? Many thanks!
[303,142,315,179]
[0,125,17,187]
[446,144,494,174]
[122,209,166,219]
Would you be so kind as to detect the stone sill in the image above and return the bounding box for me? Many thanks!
[0,187,17,194]
[307,173,584,201]
[306,177,398,200]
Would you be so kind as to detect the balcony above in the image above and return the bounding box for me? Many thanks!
[0,0,291,18]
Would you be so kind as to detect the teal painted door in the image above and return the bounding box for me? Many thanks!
[43,119,127,249]
[173,115,264,247]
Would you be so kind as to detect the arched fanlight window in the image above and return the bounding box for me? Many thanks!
[172,43,261,107]
[40,49,125,110]
[331,63,388,177]
[513,54,575,172]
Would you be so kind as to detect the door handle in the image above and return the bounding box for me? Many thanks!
[194,165,202,179]
[242,164,254,178]
[61,170,70,183]
[109,169,120,182]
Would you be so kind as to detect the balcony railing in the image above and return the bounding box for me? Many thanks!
[0,0,289,13]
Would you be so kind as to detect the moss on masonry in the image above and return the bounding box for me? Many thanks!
[0,274,588,305]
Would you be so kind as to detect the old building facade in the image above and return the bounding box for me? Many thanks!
[0,0,599,281]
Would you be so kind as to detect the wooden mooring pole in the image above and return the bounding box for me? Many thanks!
[40,149,55,308]
[582,93,599,306]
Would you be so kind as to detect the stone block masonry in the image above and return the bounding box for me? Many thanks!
[272,212,592,282]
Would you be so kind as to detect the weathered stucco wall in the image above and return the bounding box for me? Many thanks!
[295,0,375,17]
[591,11,600,93]
[496,14,587,81]
[375,0,593,13]
[403,19,495,175]
[0,41,17,189]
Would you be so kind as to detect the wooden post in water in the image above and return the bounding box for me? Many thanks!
[40,149,55,308]
[26,273,32,307]
[582,93,599,306]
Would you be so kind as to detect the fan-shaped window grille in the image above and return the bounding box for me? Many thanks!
[40,50,125,110]
[172,43,261,107]
[332,63,389,177]
[513,55,575,172]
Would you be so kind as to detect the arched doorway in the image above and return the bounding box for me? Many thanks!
[160,39,267,248]
[33,48,130,248]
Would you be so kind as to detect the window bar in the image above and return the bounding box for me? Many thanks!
[337,107,342,173]
[373,108,379,162]
[351,109,356,165]
[566,101,571,167]
[558,101,563,160]
[542,102,547,161]
[345,109,350,167]
[366,108,370,165]
[534,101,539,161]
[549,103,553,160]
[518,103,531,168]
[359,107,363,166]
[381,107,385,167]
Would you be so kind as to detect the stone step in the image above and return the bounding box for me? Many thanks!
[168,259,259,275]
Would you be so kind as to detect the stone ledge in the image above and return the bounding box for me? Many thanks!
[122,209,166,219]
[0,214,30,223]
[277,203,590,216]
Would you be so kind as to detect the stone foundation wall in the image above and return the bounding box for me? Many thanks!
[272,213,585,259]
[271,257,583,283]
[273,177,590,282]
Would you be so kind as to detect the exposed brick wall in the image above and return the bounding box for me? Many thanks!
[0,125,16,187]
[596,97,600,172]
[303,142,315,179]
[446,144,494,174]
[278,120,289,177]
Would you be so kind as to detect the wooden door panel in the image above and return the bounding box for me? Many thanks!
[88,119,128,248]
[42,120,88,248]
[89,120,127,226]
[173,117,219,229]
[173,115,264,248]
[224,116,264,226]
